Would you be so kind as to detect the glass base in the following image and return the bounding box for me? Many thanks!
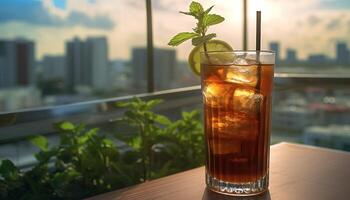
[206,172,268,196]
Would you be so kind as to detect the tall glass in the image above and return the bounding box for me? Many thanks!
[201,51,275,196]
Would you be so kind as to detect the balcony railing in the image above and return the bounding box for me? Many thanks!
[1,73,350,143]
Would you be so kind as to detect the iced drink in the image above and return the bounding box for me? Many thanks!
[201,51,274,196]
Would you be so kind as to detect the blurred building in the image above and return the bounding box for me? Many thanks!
[42,55,65,80]
[336,42,349,65]
[0,39,35,88]
[307,54,329,64]
[272,105,314,131]
[308,103,350,125]
[131,47,176,91]
[269,42,280,63]
[285,48,297,64]
[304,87,326,103]
[65,37,109,92]
[303,125,350,151]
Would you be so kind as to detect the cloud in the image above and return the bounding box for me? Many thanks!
[0,0,115,30]
[66,11,114,30]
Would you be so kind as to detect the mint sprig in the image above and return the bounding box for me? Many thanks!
[168,1,225,50]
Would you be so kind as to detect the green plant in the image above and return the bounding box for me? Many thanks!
[168,1,225,50]
[0,98,204,199]
[115,98,204,181]
[0,122,132,200]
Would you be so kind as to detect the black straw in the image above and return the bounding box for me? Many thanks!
[256,11,261,51]
[256,11,262,90]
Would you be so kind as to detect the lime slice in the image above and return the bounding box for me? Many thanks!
[188,40,233,76]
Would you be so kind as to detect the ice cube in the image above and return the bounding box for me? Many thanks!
[233,88,263,114]
[233,56,259,65]
[233,56,249,65]
[203,82,234,108]
[211,114,259,141]
[225,65,258,87]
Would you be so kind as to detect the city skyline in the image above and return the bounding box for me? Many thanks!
[1,36,349,67]
[0,0,350,60]
[1,36,350,92]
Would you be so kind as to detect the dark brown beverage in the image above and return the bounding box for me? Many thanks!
[201,53,274,195]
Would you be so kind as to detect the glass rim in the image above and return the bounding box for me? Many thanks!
[200,50,275,55]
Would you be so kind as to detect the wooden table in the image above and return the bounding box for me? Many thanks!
[88,142,350,200]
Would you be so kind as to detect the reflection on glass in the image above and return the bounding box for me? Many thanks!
[0,0,147,113]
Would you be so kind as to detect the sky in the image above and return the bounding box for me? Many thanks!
[0,0,349,60]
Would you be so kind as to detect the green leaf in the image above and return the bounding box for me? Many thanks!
[0,160,17,175]
[189,1,204,17]
[179,11,194,16]
[129,137,142,150]
[30,135,48,151]
[203,14,225,27]
[34,150,55,163]
[0,160,19,180]
[146,99,163,109]
[204,6,214,15]
[116,101,129,108]
[168,32,199,46]
[153,115,172,125]
[192,33,216,46]
[78,128,98,145]
[102,138,114,147]
[58,121,75,131]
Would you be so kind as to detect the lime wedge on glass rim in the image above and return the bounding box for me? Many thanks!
[188,39,233,76]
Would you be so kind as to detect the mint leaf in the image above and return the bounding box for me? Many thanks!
[146,99,163,109]
[153,115,172,125]
[204,6,214,15]
[189,1,204,18]
[30,135,49,151]
[203,14,225,27]
[168,32,199,46]
[59,121,75,131]
[0,160,19,180]
[179,11,194,17]
[192,33,216,46]
[168,1,226,49]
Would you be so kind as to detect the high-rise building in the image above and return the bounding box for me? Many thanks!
[269,42,280,63]
[131,48,176,91]
[336,42,349,65]
[132,48,147,90]
[0,39,35,88]
[285,48,297,64]
[42,55,65,80]
[65,37,108,91]
[308,54,328,64]
[87,37,109,90]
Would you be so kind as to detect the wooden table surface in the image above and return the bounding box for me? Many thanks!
[88,142,350,200]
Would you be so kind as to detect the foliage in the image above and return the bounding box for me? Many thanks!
[115,97,204,181]
[0,98,204,199]
[0,123,132,200]
[168,1,224,47]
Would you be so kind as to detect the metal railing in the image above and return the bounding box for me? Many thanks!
[1,73,350,143]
